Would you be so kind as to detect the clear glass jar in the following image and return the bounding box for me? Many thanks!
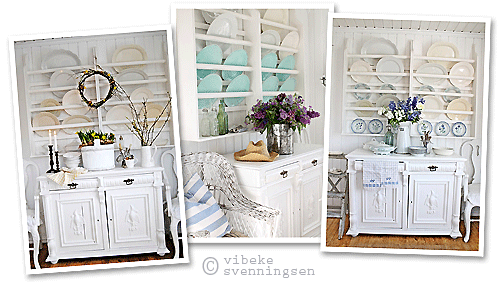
[209,107,219,136]
[199,108,210,137]
[384,125,395,146]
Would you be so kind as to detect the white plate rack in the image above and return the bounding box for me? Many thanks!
[341,38,478,139]
[19,31,173,157]
[179,9,301,141]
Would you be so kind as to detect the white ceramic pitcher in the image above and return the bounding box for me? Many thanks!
[141,145,157,167]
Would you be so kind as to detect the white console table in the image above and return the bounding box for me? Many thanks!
[37,167,168,264]
[346,149,466,238]
[225,143,324,237]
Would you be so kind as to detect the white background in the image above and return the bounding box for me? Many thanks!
[1,0,497,288]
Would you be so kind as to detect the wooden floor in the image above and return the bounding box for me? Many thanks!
[325,216,480,251]
[29,237,183,269]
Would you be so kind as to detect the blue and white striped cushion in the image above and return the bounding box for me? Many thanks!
[183,173,231,237]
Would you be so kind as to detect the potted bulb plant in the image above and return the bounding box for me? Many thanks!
[76,130,116,170]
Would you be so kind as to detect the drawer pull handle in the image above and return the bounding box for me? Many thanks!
[428,165,438,172]
[123,178,134,185]
[67,183,78,189]
[312,159,318,166]
[280,170,288,178]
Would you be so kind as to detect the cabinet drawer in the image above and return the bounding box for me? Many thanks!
[300,153,323,171]
[407,162,457,172]
[102,174,155,187]
[265,162,301,184]
[48,178,99,191]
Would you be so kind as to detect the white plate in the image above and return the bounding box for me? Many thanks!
[61,115,92,135]
[279,31,299,60]
[354,100,374,117]
[40,99,62,117]
[376,95,399,108]
[261,9,289,32]
[105,105,133,132]
[416,85,435,97]
[349,60,373,83]
[112,44,148,73]
[41,49,81,70]
[201,9,238,24]
[427,42,459,70]
[435,121,450,136]
[449,62,474,87]
[140,103,169,128]
[62,89,89,116]
[360,38,398,66]
[49,69,77,97]
[130,87,154,111]
[415,63,447,86]
[261,30,281,56]
[206,13,238,53]
[422,95,443,119]
[379,84,397,98]
[376,56,404,84]
[351,118,366,134]
[452,122,467,137]
[446,98,472,121]
[32,112,60,137]
[116,68,149,94]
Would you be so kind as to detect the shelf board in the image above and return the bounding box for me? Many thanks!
[259,19,299,32]
[196,63,253,71]
[197,130,254,141]
[27,59,166,75]
[261,67,299,74]
[260,43,298,53]
[197,92,253,99]
[195,33,252,46]
[347,54,409,59]
[413,56,475,63]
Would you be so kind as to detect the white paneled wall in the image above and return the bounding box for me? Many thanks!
[329,22,487,158]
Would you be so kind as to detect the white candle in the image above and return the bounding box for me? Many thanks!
[48,130,52,145]
[54,131,58,151]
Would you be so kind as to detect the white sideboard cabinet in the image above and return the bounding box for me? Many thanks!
[37,167,168,263]
[346,149,466,238]
[225,143,323,237]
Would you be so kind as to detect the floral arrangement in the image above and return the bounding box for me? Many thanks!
[378,96,425,128]
[246,93,320,134]
[76,130,115,147]
[125,93,172,146]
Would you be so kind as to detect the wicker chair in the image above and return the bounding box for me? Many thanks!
[181,152,281,238]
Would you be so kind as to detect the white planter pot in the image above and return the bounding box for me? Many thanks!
[141,145,157,167]
[81,143,115,171]
[396,121,411,154]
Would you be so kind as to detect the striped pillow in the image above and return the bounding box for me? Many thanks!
[183,173,231,237]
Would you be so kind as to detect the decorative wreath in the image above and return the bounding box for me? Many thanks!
[77,68,126,109]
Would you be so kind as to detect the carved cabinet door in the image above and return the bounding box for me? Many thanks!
[299,165,322,237]
[359,184,403,229]
[105,186,158,249]
[50,189,105,253]
[407,174,454,230]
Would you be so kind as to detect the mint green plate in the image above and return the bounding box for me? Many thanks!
[196,45,223,80]
[222,49,248,81]
[198,98,217,109]
[261,52,278,81]
[197,74,222,93]
[277,55,295,81]
[262,76,279,91]
[279,77,296,91]
[226,74,250,92]
[224,97,245,107]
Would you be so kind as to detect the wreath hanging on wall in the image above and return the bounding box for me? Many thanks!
[77,67,126,109]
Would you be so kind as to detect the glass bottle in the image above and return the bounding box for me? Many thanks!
[384,125,395,146]
[209,106,219,136]
[217,99,228,135]
[199,108,210,137]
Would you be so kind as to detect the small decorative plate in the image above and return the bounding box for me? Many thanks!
[112,44,148,73]
[354,100,375,117]
[261,30,281,56]
[32,112,60,137]
[49,69,78,97]
[435,121,450,136]
[197,73,223,93]
[376,95,399,108]
[378,83,397,98]
[261,9,290,32]
[368,119,383,134]
[415,63,447,86]
[62,89,89,116]
[61,115,92,135]
[140,103,168,128]
[422,95,444,119]
[41,49,81,70]
[449,61,475,87]
[206,13,238,53]
[376,56,404,84]
[262,75,279,91]
[276,55,295,81]
[417,120,433,135]
[416,85,435,98]
[261,52,278,81]
[279,77,296,92]
[279,31,300,60]
[353,83,371,100]
[446,98,472,121]
[443,86,461,103]
[360,37,398,66]
[451,121,467,137]
[427,42,460,70]
[351,118,366,134]
[225,74,250,92]
[40,98,62,117]
[222,49,248,81]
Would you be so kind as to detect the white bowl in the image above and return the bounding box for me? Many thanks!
[433,147,454,156]
[409,146,427,156]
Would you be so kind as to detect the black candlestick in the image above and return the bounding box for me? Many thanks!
[54,151,60,172]
[46,145,57,173]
